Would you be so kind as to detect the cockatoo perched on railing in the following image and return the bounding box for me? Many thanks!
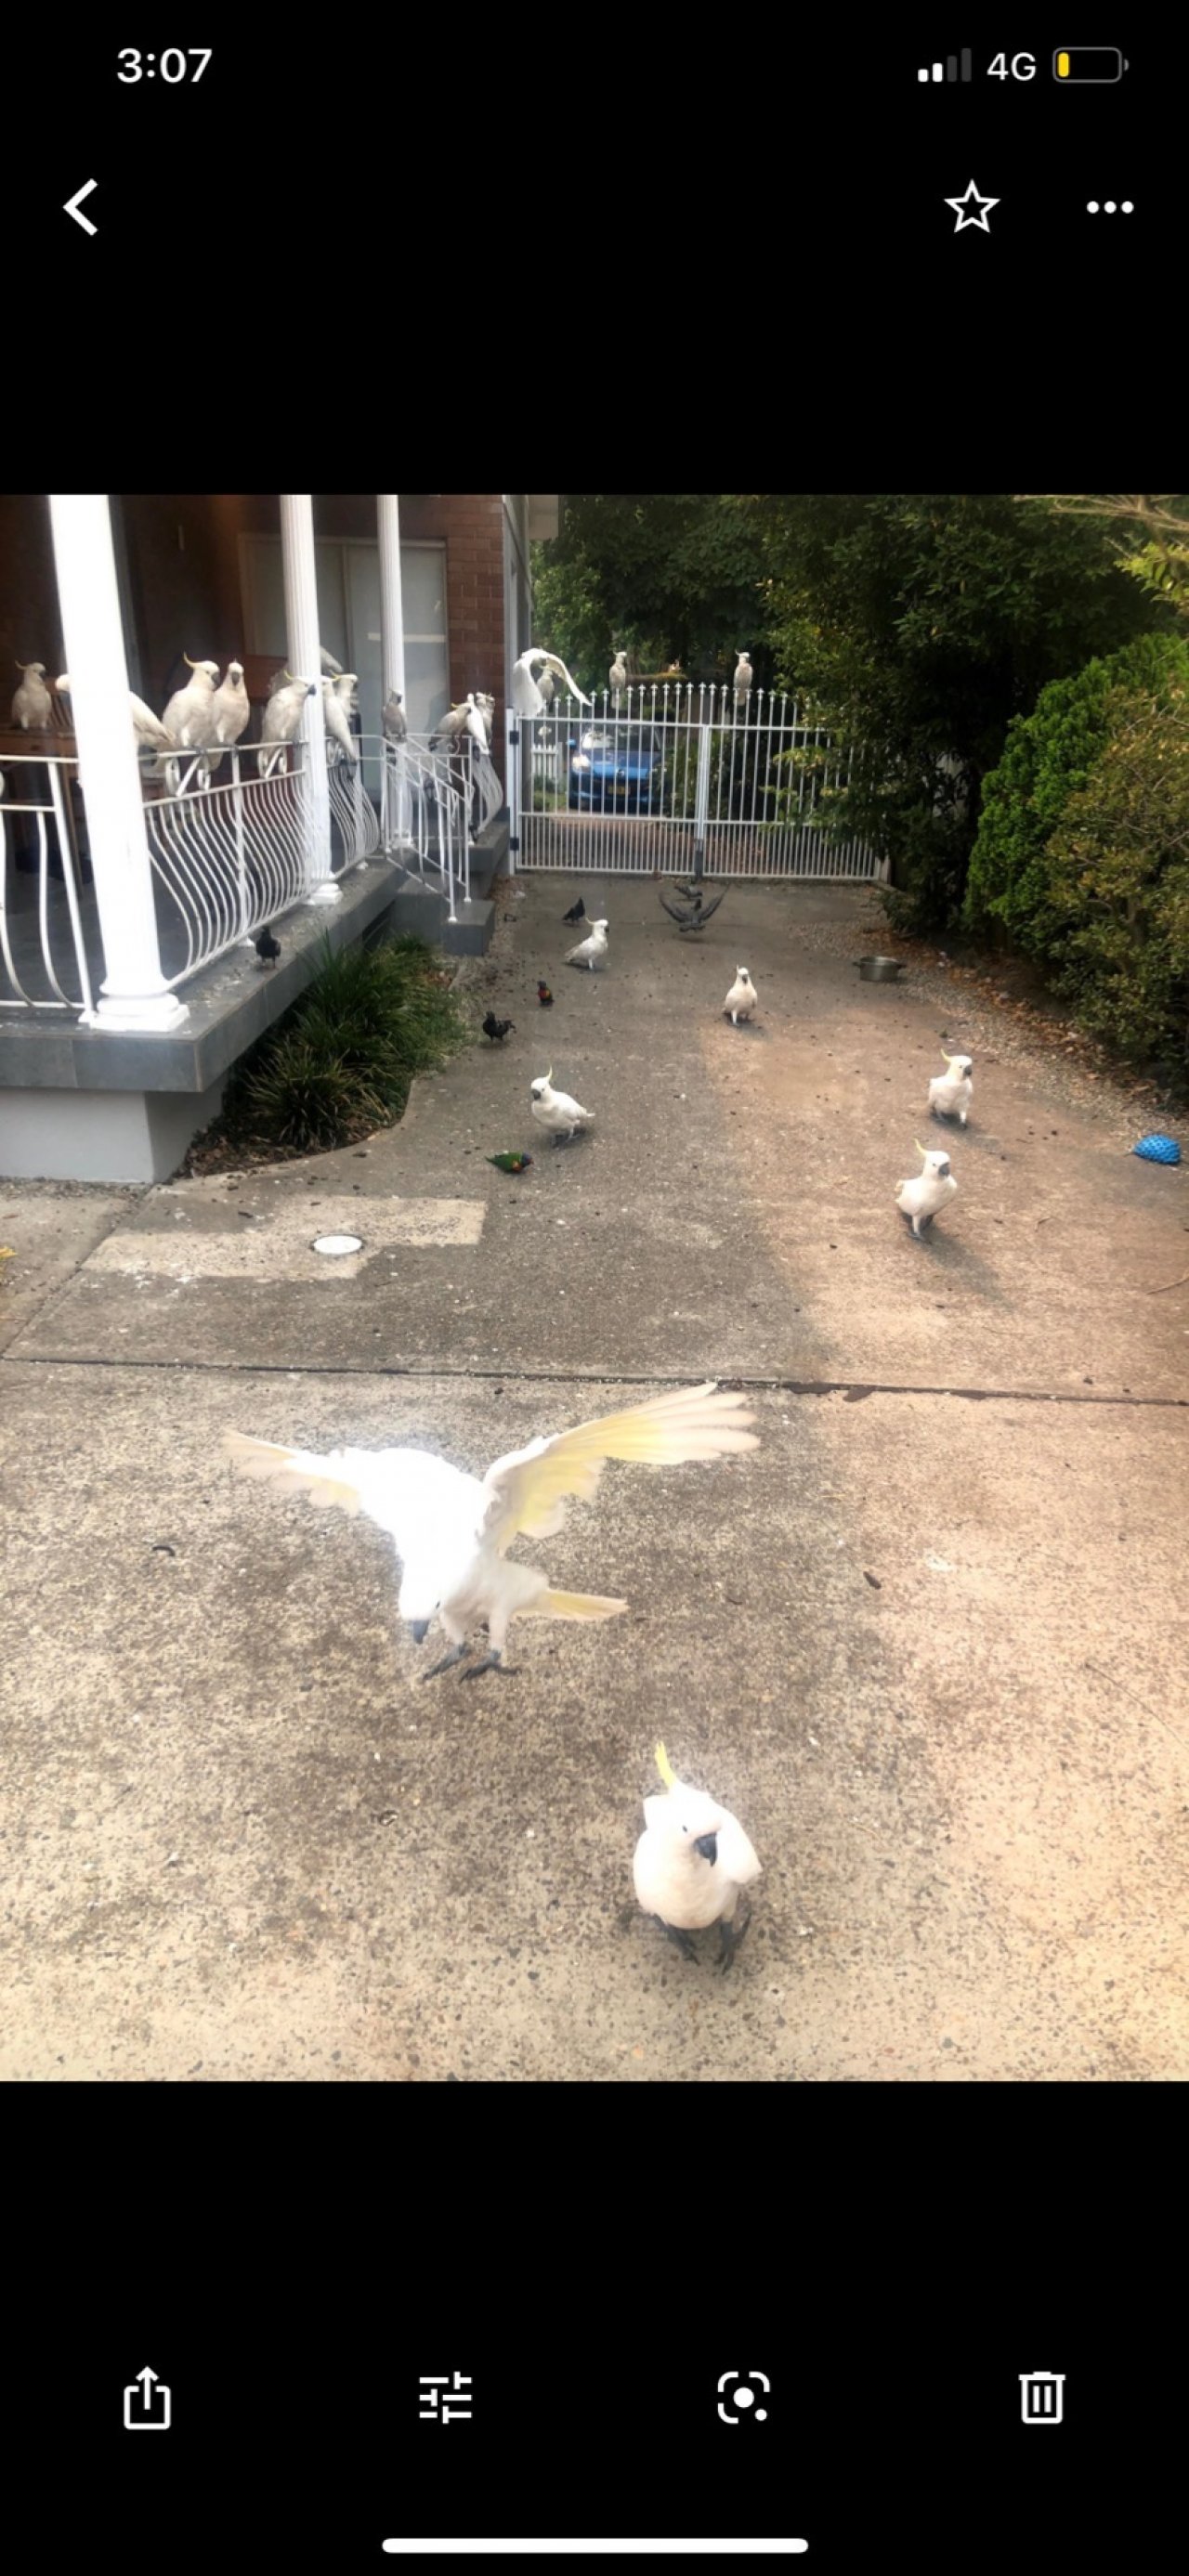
[383,690,407,743]
[474,691,496,746]
[259,675,316,778]
[12,661,53,729]
[927,1050,974,1125]
[734,650,752,714]
[205,659,251,777]
[55,675,173,756]
[320,646,343,675]
[223,1380,758,1684]
[511,648,590,720]
[431,694,490,755]
[157,655,220,788]
[634,1740,762,1971]
[608,647,627,704]
[320,674,358,766]
[895,1141,958,1238]
[331,670,359,719]
[529,1068,596,1146]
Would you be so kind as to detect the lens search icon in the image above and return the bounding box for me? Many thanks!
[718,2370,771,2424]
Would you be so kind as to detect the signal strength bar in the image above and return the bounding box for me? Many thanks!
[918,51,973,82]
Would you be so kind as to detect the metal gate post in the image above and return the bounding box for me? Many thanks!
[692,722,712,882]
[506,709,520,874]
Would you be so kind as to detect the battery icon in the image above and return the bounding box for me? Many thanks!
[1053,47,1128,81]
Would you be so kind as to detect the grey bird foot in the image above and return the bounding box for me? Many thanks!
[718,1908,751,1974]
[656,1915,698,1962]
[421,1644,470,1681]
[461,1651,519,1681]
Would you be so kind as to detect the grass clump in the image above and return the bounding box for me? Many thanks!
[218,932,465,1159]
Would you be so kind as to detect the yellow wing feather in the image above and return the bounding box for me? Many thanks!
[516,1588,628,1621]
[221,1430,364,1516]
[482,1382,758,1551]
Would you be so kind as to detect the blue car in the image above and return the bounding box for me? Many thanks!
[568,724,665,813]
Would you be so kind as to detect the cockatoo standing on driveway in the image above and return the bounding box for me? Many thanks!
[530,1068,595,1144]
[928,1051,973,1125]
[724,967,757,1024]
[895,1141,958,1238]
[511,648,590,720]
[565,917,609,970]
[634,1740,762,1971]
[223,1381,758,1683]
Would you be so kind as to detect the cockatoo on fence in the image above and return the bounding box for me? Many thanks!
[157,655,220,788]
[734,650,753,713]
[536,669,555,710]
[332,670,359,718]
[529,1068,595,1145]
[724,967,757,1023]
[609,648,627,704]
[634,1740,762,1970]
[205,659,251,776]
[383,691,407,743]
[259,676,316,778]
[223,1381,758,1683]
[895,1141,958,1238]
[56,675,173,755]
[12,662,53,729]
[927,1050,973,1125]
[565,917,609,970]
[320,646,343,675]
[320,675,358,765]
[511,648,590,720]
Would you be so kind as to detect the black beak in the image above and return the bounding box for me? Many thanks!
[408,1620,430,1645]
[693,1832,719,1865]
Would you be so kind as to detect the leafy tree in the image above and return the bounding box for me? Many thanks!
[531,496,768,696]
[1016,495,1189,619]
[745,494,1169,930]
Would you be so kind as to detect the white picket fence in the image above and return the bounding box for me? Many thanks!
[507,686,882,878]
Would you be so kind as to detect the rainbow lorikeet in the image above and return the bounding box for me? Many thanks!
[537,981,554,1006]
[486,1151,533,1174]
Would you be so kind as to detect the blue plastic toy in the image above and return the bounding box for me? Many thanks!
[1131,1133,1182,1165]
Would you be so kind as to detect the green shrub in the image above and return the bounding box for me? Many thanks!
[222,932,464,1157]
[964,634,1189,1067]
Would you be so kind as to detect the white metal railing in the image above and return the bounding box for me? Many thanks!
[467,740,504,839]
[507,685,882,878]
[0,749,96,1012]
[380,734,471,923]
[1,732,386,1017]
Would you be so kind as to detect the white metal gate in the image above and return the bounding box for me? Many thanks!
[507,686,882,878]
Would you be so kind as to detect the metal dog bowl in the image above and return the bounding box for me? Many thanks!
[855,955,907,983]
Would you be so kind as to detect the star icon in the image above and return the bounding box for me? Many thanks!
[945,178,1000,233]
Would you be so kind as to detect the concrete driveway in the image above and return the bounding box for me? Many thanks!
[2,876,1186,2079]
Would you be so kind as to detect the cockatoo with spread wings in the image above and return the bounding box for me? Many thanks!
[223,1383,758,1684]
[510,648,590,719]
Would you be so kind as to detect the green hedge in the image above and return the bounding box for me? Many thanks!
[963,632,1189,1066]
[222,933,465,1156]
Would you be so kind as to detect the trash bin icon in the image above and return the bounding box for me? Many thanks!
[1020,2371,1065,2424]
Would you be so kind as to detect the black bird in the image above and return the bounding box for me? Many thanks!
[659,888,725,932]
[537,981,554,1007]
[482,1011,516,1043]
[562,896,586,924]
[255,927,281,968]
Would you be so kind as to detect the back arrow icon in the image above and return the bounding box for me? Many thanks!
[64,181,98,236]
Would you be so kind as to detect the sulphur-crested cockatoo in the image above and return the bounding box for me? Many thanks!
[565,917,609,971]
[609,648,627,699]
[203,658,251,777]
[530,1068,595,1145]
[259,675,316,777]
[928,1050,973,1125]
[734,650,752,711]
[383,690,407,743]
[12,662,53,729]
[321,675,357,764]
[895,1140,958,1238]
[224,1381,758,1683]
[332,670,359,718]
[511,648,590,720]
[536,669,555,710]
[634,1740,762,1971]
[157,655,220,787]
[320,645,343,676]
[724,967,756,1024]
[56,674,173,754]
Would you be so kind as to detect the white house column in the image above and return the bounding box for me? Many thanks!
[278,493,337,902]
[377,495,407,710]
[48,494,188,1031]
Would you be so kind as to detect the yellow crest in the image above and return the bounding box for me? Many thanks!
[654,1740,677,1789]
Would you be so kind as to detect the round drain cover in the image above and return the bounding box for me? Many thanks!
[312,1232,363,1256]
